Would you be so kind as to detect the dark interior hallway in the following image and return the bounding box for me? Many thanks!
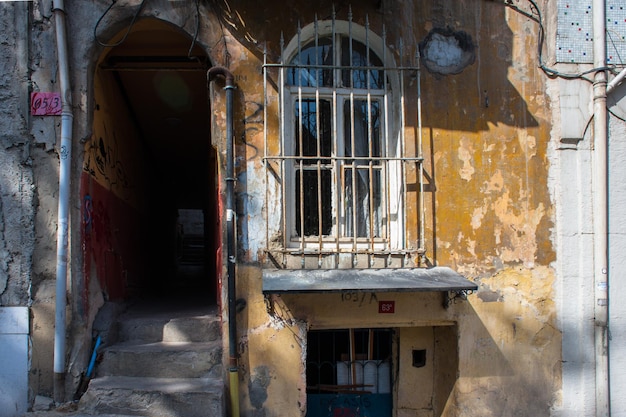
[88,18,219,308]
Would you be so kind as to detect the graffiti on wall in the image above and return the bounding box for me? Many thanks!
[83,121,132,195]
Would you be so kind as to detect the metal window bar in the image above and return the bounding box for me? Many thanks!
[382,24,392,264]
[365,15,375,263]
[399,39,408,259]
[348,6,358,263]
[263,12,424,265]
[306,329,392,394]
[416,51,426,258]
[332,7,339,266]
[296,22,305,267]
[314,16,323,267]
[264,42,269,263]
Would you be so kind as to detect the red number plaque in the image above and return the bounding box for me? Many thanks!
[378,301,395,314]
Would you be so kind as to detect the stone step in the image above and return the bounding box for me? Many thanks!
[24,412,148,417]
[78,376,223,417]
[118,315,221,343]
[97,341,222,379]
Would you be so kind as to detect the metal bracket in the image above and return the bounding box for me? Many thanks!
[264,293,275,315]
[443,290,474,309]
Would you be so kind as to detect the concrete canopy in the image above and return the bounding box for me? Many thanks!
[262,267,477,294]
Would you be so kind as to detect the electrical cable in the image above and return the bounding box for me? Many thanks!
[187,0,200,59]
[609,108,626,123]
[607,29,625,67]
[94,0,148,48]
[505,0,618,82]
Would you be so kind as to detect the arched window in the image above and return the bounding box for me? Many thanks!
[264,17,418,260]
[286,32,387,239]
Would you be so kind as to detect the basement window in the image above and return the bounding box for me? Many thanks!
[306,328,393,417]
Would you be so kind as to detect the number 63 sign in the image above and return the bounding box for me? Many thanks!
[30,92,62,116]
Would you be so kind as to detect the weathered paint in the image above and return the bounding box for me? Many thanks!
[80,65,148,301]
[220,1,560,416]
[16,0,565,415]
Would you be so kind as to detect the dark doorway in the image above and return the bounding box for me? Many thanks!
[88,19,218,305]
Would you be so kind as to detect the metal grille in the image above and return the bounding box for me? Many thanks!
[306,328,393,394]
[263,8,425,267]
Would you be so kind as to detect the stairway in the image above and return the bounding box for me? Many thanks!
[179,234,205,266]
[76,300,224,417]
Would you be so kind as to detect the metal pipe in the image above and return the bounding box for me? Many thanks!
[52,0,73,404]
[607,67,626,95]
[207,66,239,417]
[592,0,610,415]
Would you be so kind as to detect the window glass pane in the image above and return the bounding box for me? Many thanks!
[344,168,381,238]
[343,99,382,238]
[287,38,333,87]
[295,99,332,164]
[341,37,384,89]
[296,169,332,236]
[344,100,381,158]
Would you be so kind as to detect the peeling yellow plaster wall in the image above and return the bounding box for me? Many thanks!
[211,1,560,416]
[453,266,560,417]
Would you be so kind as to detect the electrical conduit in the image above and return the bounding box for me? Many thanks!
[52,0,73,404]
[208,66,239,417]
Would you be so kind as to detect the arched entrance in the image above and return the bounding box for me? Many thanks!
[83,18,218,306]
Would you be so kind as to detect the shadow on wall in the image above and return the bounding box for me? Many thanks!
[411,0,539,132]
[453,300,560,416]
[210,0,538,133]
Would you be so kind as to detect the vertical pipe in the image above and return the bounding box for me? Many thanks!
[592,0,610,415]
[208,67,238,417]
[52,0,73,404]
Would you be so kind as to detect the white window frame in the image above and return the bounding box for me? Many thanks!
[266,18,414,258]
[281,20,404,252]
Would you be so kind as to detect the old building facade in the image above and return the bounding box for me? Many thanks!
[0,0,625,416]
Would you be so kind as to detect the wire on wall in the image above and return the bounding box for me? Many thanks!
[187,0,200,59]
[504,0,618,83]
[94,0,148,48]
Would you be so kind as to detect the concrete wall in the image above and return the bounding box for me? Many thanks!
[0,2,36,414]
[82,66,147,301]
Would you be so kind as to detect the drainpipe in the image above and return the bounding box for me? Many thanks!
[592,0,610,415]
[52,0,73,404]
[207,67,239,417]
[607,67,626,94]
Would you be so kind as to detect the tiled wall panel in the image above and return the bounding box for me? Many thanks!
[556,1,626,64]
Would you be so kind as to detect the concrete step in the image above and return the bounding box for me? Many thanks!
[118,315,221,343]
[78,376,223,417]
[97,341,223,379]
[24,412,148,417]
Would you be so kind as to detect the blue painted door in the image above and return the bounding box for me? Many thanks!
[307,393,392,417]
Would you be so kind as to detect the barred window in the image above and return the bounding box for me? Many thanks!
[288,35,385,239]
[264,16,424,262]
